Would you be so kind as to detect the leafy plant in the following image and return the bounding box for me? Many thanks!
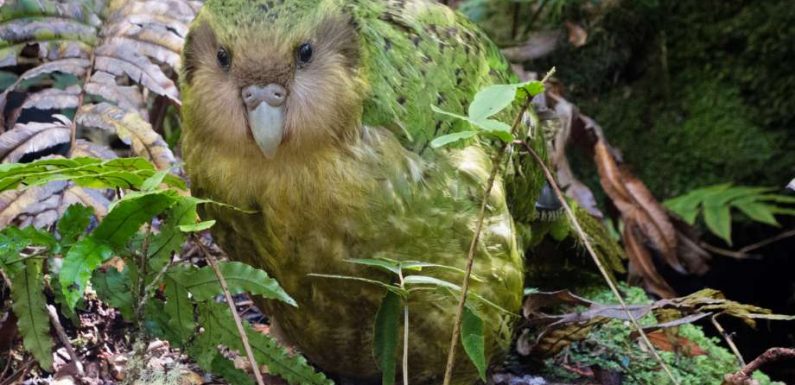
[664,184,795,244]
[0,157,332,385]
[309,258,502,385]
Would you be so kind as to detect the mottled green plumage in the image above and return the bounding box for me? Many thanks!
[180,0,546,383]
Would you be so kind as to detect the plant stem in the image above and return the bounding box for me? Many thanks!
[403,304,409,385]
[398,266,409,385]
[194,236,266,385]
[519,140,680,385]
[441,97,532,385]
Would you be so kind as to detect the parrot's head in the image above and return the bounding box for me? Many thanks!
[181,0,364,160]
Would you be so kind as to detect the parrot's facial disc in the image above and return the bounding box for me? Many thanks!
[247,103,285,159]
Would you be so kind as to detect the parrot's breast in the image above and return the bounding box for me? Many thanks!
[183,125,524,383]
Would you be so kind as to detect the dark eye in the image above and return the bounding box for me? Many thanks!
[297,43,313,65]
[216,47,231,70]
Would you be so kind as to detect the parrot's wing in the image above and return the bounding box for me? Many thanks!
[353,0,547,223]
[354,0,517,155]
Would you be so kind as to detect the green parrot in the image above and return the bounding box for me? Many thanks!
[180,0,548,383]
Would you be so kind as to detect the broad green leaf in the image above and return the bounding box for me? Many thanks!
[347,258,400,274]
[10,260,53,370]
[97,190,179,248]
[471,119,513,142]
[198,302,333,385]
[141,169,170,191]
[308,273,406,297]
[468,84,518,121]
[170,262,296,306]
[430,104,469,122]
[519,80,545,97]
[703,204,732,245]
[430,131,478,148]
[57,204,93,246]
[92,267,134,319]
[461,305,486,381]
[732,201,779,226]
[373,291,400,385]
[178,220,216,232]
[61,237,113,308]
[403,275,461,291]
[163,277,195,343]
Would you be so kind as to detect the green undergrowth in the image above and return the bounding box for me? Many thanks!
[542,286,782,385]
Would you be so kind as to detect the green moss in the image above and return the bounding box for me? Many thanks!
[464,0,795,198]
[541,286,783,384]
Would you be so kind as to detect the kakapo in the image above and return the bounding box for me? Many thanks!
[180,0,548,383]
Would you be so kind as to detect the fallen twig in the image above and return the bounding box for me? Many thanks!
[738,228,795,254]
[711,314,745,367]
[722,348,795,385]
[47,305,84,376]
[194,236,266,385]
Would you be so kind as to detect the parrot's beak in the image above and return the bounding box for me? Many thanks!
[242,84,287,159]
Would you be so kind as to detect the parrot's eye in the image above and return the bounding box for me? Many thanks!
[297,43,313,66]
[216,47,231,70]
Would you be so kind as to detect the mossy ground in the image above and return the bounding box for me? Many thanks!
[541,286,782,385]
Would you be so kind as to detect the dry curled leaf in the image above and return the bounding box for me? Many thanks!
[518,288,792,358]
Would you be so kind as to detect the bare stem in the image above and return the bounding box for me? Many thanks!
[711,314,745,367]
[47,305,84,376]
[519,140,681,385]
[441,97,532,385]
[194,236,266,385]
[738,227,795,254]
[723,348,795,385]
[403,304,409,385]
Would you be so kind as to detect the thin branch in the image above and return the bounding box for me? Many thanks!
[47,305,84,376]
[711,314,745,367]
[194,236,266,385]
[699,242,756,260]
[723,348,795,385]
[519,140,681,385]
[398,268,409,385]
[441,97,532,385]
[738,228,795,254]
[67,52,96,158]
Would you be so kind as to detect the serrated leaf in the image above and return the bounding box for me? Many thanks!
[61,237,113,309]
[210,352,256,385]
[461,305,486,381]
[468,84,518,121]
[732,201,779,226]
[178,220,215,232]
[430,131,478,149]
[146,198,196,271]
[373,291,400,385]
[96,190,178,248]
[199,302,333,385]
[92,267,134,319]
[703,204,732,245]
[163,277,195,343]
[57,204,93,246]
[170,262,296,306]
[10,259,53,370]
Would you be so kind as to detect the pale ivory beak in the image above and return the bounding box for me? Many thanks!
[242,84,287,159]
